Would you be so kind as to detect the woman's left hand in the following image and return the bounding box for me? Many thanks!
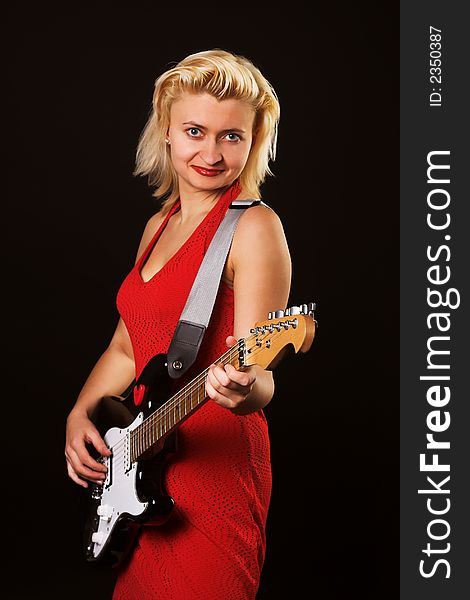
[206,336,256,414]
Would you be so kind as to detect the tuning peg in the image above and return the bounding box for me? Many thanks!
[288,305,301,315]
[274,310,285,318]
[268,312,274,320]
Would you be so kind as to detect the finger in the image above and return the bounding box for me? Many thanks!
[75,445,108,474]
[226,335,238,348]
[68,446,108,480]
[208,365,251,402]
[67,424,110,472]
[209,363,232,389]
[206,368,247,407]
[66,460,89,488]
[85,429,112,457]
[206,377,236,410]
[225,363,255,388]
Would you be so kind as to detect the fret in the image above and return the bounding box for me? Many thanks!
[155,415,159,441]
[188,389,193,410]
[131,344,244,460]
[199,379,205,403]
[166,408,171,427]
[167,406,172,430]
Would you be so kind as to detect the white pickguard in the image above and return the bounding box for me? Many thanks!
[89,412,148,559]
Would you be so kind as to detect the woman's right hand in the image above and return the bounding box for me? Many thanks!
[65,409,112,488]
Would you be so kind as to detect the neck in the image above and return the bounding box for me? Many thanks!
[176,182,231,224]
[176,191,222,224]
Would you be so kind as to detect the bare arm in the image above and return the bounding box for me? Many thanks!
[206,205,292,415]
[65,212,164,487]
[65,319,136,487]
[69,319,136,420]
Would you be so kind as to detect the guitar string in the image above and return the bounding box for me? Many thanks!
[126,345,240,464]
[107,342,246,472]
[107,325,289,470]
[107,325,290,470]
[131,328,279,456]
[108,338,252,469]
[106,324,293,476]
[133,340,249,452]
[106,338,249,466]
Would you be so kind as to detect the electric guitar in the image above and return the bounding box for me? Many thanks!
[81,302,317,567]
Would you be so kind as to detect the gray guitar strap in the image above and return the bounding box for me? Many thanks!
[167,197,269,379]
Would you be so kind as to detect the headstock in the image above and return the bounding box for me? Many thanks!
[241,302,317,370]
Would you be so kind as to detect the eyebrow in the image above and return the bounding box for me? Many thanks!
[182,121,246,134]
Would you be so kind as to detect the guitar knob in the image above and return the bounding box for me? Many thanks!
[91,531,105,545]
[97,504,114,521]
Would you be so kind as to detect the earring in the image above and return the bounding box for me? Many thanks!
[165,138,170,145]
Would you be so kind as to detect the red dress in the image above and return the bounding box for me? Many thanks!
[113,179,272,600]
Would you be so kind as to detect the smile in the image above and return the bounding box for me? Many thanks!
[191,165,225,177]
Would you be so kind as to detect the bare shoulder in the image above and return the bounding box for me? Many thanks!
[237,203,284,230]
[232,204,290,262]
[134,210,165,264]
[228,203,292,338]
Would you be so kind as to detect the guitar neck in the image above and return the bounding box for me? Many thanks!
[130,341,243,461]
[128,306,316,462]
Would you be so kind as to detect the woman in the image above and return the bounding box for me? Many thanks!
[65,49,292,599]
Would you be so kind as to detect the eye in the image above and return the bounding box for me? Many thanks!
[225,132,241,142]
[186,127,202,137]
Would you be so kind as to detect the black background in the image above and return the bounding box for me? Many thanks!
[6,2,398,598]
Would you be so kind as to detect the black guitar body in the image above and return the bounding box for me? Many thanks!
[80,353,177,568]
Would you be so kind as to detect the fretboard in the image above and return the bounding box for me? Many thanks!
[129,342,243,462]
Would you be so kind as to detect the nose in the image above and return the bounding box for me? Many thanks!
[199,138,223,166]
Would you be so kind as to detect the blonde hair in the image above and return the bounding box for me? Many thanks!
[133,48,281,214]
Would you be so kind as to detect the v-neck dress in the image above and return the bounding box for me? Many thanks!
[113,179,272,600]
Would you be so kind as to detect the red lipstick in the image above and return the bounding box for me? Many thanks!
[191,165,224,177]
